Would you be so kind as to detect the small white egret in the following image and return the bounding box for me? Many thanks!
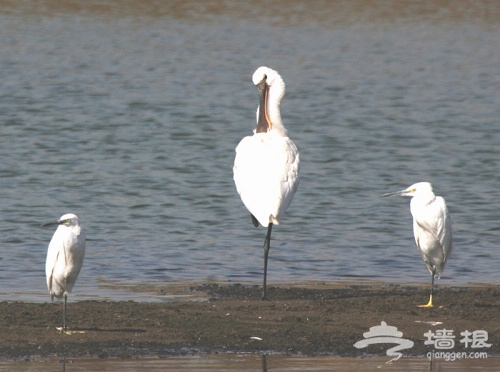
[233,66,300,300]
[383,182,453,308]
[42,213,86,331]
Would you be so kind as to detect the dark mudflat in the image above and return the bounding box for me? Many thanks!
[1,283,498,360]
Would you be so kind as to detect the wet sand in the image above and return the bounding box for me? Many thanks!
[0,283,498,360]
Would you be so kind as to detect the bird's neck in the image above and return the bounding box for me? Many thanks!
[412,194,436,208]
[262,86,286,136]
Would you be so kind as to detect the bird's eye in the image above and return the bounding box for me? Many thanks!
[263,74,267,80]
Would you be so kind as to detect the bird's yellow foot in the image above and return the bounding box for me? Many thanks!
[57,327,85,335]
[417,295,433,308]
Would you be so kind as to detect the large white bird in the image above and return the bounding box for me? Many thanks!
[233,66,300,300]
[43,213,86,331]
[383,182,453,307]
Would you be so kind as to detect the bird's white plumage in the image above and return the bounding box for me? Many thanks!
[234,132,299,226]
[408,183,452,278]
[45,213,86,300]
[233,66,300,227]
[385,182,453,278]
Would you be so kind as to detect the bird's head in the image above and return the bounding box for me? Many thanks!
[42,213,80,228]
[382,182,434,199]
[252,66,284,90]
[252,66,285,135]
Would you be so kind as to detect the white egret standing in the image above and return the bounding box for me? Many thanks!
[383,182,453,307]
[233,66,300,300]
[43,213,86,331]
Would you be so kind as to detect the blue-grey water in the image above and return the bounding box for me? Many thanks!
[1,1,499,304]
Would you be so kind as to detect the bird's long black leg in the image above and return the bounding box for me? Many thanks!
[63,292,68,332]
[418,269,435,308]
[262,223,273,300]
[430,271,435,304]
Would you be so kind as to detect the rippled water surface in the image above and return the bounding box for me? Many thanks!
[1,0,499,303]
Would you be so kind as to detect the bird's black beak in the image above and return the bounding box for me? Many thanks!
[41,220,62,227]
[381,189,407,198]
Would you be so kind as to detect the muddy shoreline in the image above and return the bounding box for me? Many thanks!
[0,283,498,360]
